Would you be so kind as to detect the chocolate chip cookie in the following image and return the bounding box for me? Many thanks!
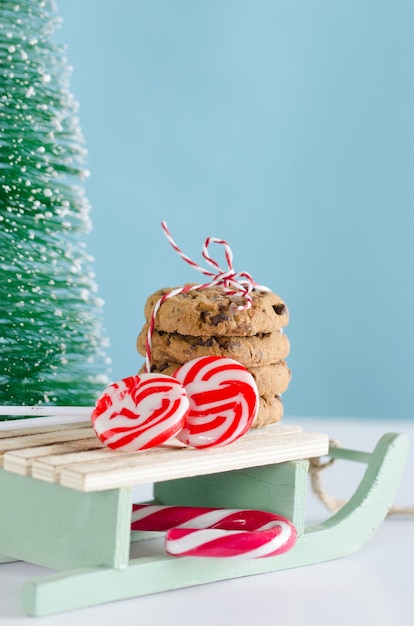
[254,394,284,427]
[137,325,290,368]
[143,285,289,336]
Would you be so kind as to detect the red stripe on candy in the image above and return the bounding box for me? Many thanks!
[91,374,189,451]
[130,504,297,559]
[173,356,259,448]
[175,355,220,386]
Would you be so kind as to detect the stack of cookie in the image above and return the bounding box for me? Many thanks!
[136,285,291,427]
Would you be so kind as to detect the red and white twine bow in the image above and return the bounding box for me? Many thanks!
[162,220,256,300]
[145,222,268,372]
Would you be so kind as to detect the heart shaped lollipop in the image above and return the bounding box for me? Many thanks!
[91,373,189,451]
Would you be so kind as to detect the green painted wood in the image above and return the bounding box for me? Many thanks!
[329,446,372,463]
[22,433,409,616]
[0,468,132,570]
[0,554,16,564]
[154,460,308,536]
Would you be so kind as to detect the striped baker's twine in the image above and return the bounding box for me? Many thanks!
[161,220,257,300]
[145,222,267,372]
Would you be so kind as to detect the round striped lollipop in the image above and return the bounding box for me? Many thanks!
[172,356,259,448]
[91,374,190,451]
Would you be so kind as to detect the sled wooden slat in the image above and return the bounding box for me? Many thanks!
[1,424,302,480]
[59,429,329,492]
[0,421,91,440]
[3,439,105,476]
[31,448,141,483]
[0,423,328,492]
[0,427,98,464]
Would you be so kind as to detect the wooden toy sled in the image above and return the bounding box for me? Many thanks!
[0,422,409,616]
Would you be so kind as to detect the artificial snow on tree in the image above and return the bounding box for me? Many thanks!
[0,0,111,409]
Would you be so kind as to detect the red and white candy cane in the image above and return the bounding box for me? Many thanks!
[173,356,259,448]
[131,504,297,559]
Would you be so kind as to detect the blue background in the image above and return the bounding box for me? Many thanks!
[57,0,413,420]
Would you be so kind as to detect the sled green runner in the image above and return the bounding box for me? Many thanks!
[0,422,408,616]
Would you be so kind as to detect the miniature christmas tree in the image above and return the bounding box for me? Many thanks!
[0,0,111,409]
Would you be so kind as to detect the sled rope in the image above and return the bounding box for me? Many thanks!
[309,441,414,516]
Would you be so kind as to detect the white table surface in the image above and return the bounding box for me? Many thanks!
[0,416,413,626]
